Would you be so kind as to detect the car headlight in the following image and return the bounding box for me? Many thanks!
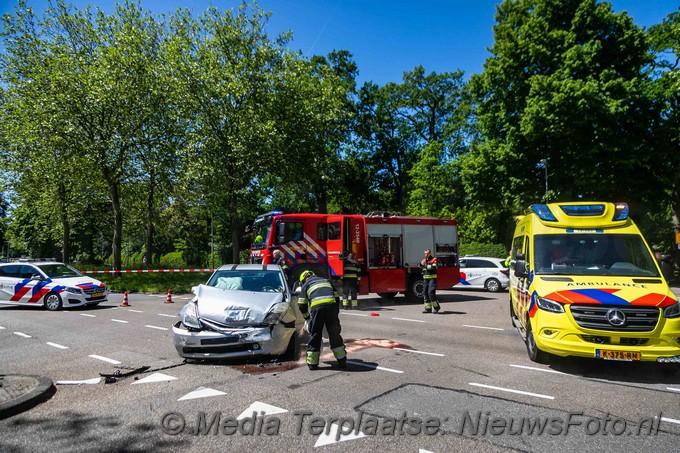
[262,303,288,325]
[182,302,201,329]
[65,286,83,294]
[537,297,565,313]
[663,302,680,319]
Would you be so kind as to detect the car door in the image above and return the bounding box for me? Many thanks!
[465,259,487,288]
[0,264,23,303]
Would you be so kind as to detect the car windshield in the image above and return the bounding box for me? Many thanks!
[206,270,285,292]
[534,234,660,277]
[36,263,84,278]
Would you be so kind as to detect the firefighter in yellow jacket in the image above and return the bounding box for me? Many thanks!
[341,251,361,310]
[297,270,347,370]
[420,248,440,313]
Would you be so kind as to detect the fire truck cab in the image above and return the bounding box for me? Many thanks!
[249,211,460,302]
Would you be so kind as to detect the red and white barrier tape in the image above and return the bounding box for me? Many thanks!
[81,269,214,274]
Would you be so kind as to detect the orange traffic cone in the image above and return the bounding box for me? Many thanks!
[120,291,130,307]
[165,288,173,304]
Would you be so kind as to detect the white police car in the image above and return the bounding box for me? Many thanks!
[0,260,107,310]
[457,256,509,292]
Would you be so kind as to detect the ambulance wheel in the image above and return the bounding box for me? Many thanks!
[44,292,63,311]
[525,322,549,364]
[405,277,424,304]
[485,278,501,293]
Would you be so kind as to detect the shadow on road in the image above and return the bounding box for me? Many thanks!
[546,356,679,384]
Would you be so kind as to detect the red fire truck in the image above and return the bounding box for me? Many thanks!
[249,211,460,302]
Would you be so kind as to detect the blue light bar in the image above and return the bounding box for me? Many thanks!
[612,203,629,221]
[531,204,557,221]
[559,204,605,216]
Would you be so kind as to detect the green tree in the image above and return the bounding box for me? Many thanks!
[463,0,658,241]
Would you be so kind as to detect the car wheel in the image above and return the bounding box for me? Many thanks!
[44,292,63,311]
[525,322,549,364]
[405,276,424,304]
[485,278,501,292]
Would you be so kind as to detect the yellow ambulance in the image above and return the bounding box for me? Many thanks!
[509,201,679,364]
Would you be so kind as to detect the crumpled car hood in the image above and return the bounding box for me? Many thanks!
[194,284,286,327]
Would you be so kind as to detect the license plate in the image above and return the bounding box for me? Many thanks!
[92,292,103,298]
[596,350,640,361]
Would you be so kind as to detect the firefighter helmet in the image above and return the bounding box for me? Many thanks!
[299,270,314,283]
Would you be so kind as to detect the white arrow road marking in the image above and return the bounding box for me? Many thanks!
[46,342,69,349]
[145,325,169,331]
[237,402,288,420]
[80,313,96,318]
[13,332,31,338]
[178,387,227,401]
[346,360,403,374]
[89,355,121,364]
[132,373,177,385]
[392,317,426,323]
[314,422,367,448]
[469,383,554,400]
[393,347,444,357]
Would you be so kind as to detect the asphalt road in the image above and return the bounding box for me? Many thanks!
[1,288,679,453]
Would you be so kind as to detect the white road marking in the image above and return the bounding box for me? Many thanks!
[393,347,445,357]
[510,364,567,375]
[666,387,680,393]
[392,317,426,323]
[0,326,5,329]
[111,319,128,323]
[46,342,69,349]
[237,401,288,420]
[469,383,554,400]
[158,314,176,318]
[128,309,144,313]
[662,416,680,425]
[346,360,403,374]
[89,354,121,364]
[341,312,369,317]
[315,421,367,447]
[463,324,504,331]
[132,372,177,384]
[145,325,169,331]
[80,314,96,318]
[14,332,31,338]
[178,387,227,401]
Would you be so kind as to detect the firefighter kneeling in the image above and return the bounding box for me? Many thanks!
[298,270,347,370]
[341,251,361,310]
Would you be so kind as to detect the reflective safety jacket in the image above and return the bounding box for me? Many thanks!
[420,256,438,279]
[298,275,339,317]
[342,257,361,280]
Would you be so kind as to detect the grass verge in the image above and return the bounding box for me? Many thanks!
[89,272,211,294]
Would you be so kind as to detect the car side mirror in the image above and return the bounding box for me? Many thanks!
[514,259,529,278]
[293,286,302,296]
[31,274,43,281]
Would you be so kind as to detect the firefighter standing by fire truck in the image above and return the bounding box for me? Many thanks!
[297,270,347,370]
[341,251,361,310]
[420,248,440,313]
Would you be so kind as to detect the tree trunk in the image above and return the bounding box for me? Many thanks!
[58,182,70,264]
[146,179,155,266]
[231,214,241,264]
[110,183,122,275]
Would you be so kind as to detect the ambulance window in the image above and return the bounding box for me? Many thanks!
[512,236,525,259]
[328,222,341,240]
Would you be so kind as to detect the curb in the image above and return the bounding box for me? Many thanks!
[0,375,56,420]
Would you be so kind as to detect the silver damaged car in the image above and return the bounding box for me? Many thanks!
[173,264,299,359]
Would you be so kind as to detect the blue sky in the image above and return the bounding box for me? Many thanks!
[1,1,677,86]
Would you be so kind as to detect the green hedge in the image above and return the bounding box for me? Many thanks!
[459,242,508,259]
